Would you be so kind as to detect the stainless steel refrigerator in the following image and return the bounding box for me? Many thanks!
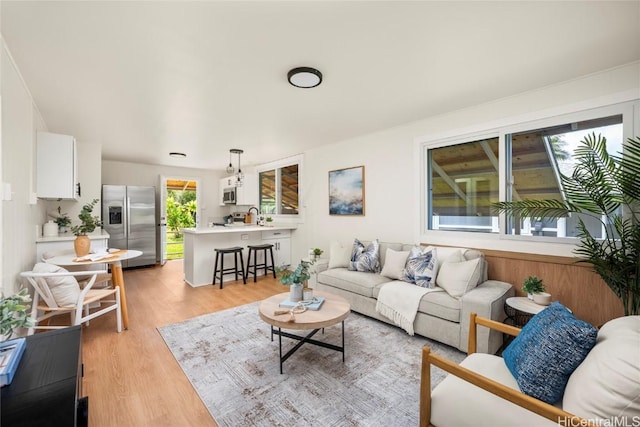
[102,185,157,268]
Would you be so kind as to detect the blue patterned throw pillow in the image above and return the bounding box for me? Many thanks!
[348,239,381,273]
[502,301,597,404]
[401,246,438,288]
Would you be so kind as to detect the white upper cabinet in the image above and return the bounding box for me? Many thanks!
[236,173,258,206]
[219,174,258,206]
[37,131,80,200]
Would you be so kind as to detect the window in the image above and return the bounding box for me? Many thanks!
[258,158,300,216]
[424,101,635,243]
[428,136,500,233]
[506,115,623,238]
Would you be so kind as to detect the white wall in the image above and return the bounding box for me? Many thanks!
[298,62,640,262]
[1,41,47,296]
[102,160,226,221]
[102,160,228,259]
[1,39,102,297]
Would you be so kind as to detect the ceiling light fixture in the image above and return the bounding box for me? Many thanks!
[229,148,244,186]
[287,67,322,88]
[169,152,186,158]
[226,151,235,174]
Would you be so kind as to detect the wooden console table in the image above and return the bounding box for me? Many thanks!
[1,326,87,427]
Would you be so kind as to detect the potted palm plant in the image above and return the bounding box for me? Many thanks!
[70,199,102,257]
[493,134,640,315]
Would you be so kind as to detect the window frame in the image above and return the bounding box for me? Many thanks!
[256,154,303,222]
[420,100,638,246]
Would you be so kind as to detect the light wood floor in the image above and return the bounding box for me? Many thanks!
[80,260,285,427]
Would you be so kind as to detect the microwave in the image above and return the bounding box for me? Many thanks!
[223,187,236,204]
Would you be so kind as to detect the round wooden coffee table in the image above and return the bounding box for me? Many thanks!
[259,291,350,374]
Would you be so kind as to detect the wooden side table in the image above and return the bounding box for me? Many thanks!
[504,297,546,328]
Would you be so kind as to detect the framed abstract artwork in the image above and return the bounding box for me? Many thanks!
[329,165,365,215]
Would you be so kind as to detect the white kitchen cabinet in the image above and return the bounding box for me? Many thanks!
[37,132,80,200]
[219,174,258,206]
[220,176,237,189]
[236,174,257,206]
[261,229,291,268]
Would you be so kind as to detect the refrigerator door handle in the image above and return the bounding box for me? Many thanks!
[126,197,131,237]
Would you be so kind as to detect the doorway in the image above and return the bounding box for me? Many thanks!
[159,176,200,264]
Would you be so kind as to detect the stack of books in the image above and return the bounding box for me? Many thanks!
[1,337,26,387]
[279,296,325,311]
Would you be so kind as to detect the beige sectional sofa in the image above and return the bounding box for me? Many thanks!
[315,241,514,354]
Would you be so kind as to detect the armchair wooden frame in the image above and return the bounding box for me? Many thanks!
[419,312,595,427]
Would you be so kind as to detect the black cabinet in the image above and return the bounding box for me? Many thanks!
[1,326,87,427]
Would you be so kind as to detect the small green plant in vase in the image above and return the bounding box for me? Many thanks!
[53,206,72,232]
[70,199,102,257]
[522,276,545,299]
[312,248,323,260]
[265,216,273,226]
[278,259,315,302]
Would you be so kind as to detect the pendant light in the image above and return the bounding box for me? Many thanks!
[226,151,234,174]
[230,148,244,186]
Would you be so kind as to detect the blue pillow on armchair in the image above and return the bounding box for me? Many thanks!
[502,301,597,404]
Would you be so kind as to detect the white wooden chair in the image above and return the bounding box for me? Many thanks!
[20,265,122,335]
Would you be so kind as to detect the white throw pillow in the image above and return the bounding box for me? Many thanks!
[562,316,640,423]
[380,248,410,280]
[436,253,482,297]
[327,241,350,269]
[33,262,81,307]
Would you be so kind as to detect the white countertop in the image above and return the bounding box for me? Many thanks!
[36,229,110,243]
[183,225,296,234]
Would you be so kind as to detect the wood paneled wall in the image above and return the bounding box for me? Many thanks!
[484,249,623,327]
[425,244,624,327]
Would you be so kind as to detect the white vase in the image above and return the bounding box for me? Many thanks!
[290,283,303,302]
[303,288,313,301]
[533,292,552,306]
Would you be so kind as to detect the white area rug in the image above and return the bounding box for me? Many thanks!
[158,302,465,427]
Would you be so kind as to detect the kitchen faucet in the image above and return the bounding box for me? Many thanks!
[247,206,260,224]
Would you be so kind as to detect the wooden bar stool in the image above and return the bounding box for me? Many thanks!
[212,247,246,289]
[245,244,276,282]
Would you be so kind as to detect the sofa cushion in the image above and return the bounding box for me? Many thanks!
[503,302,598,404]
[402,246,438,288]
[380,248,409,280]
[348,238,381,273]
[562,315,640,422]
[318,268,391,298]
[328,240,351,269]
[33,262,81,307]
[377,242,403,268]
[429,246,488,285]
[436,251,483,297]
[431,353,556,426]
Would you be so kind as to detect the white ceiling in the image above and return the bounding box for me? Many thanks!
[2,1,639,171]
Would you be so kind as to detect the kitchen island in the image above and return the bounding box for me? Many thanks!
[183,225,297,287]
